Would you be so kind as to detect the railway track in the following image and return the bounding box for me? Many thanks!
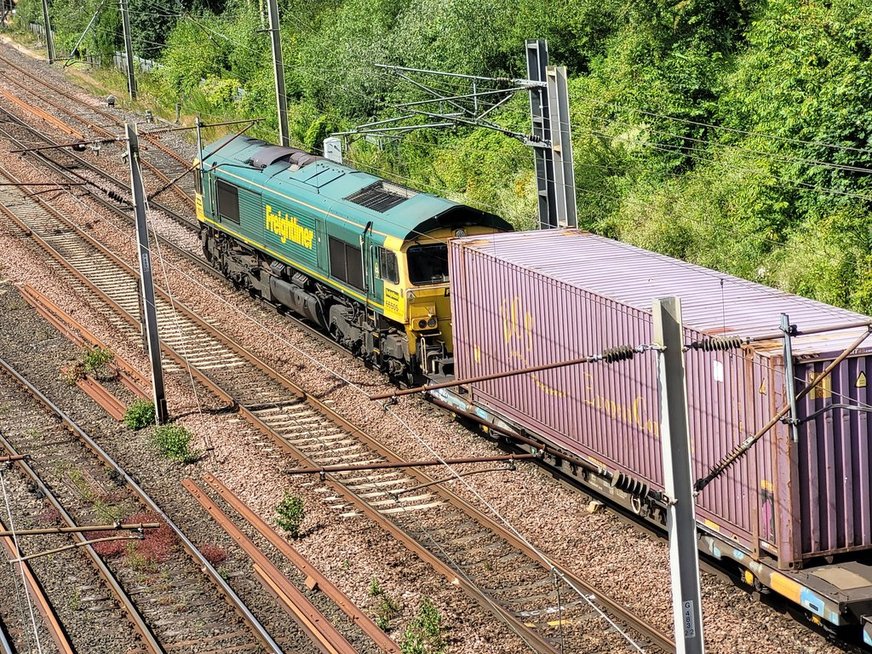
[0,485,77,654]
[0,50,196,212]
[4,283,402,654]
[0,100,196,231]
[0,151,674,652]
[0,356,281,653]
[0,87,368,356]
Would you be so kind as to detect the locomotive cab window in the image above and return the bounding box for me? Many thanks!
[407,244,449,285]
[378,247,399,284]
[329,236,364,290]
[216,179,240,224]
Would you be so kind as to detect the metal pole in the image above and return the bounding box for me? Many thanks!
[265,0,289,146]
[525,39,556,230]
[288,453,537,476]
[126,123,167,424]
[546,65,577,228]
[64,0,107,65]
[781,314,800,443]
[119,0,137,99]
[40,0,56,63]
[195,116,204,169]
[652,297,705,654]
[0,522,159,537]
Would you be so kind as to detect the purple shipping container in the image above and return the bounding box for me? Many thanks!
[449,230,872,568]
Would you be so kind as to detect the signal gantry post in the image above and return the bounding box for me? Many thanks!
[126,123,168,424]
[265,0,290,147]
[334,40,577,230]
[40,0,56,63]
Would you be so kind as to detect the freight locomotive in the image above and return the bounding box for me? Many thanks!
[194,134,511,382]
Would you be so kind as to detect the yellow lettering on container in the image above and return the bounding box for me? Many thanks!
[808,372,832,399]
[265,205,314,249]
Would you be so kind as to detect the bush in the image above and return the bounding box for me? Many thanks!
[127,512,176,564]
[91,531,130,558]
[81,347,116,380]
[151,424,199,463]
[375,592,401,632]
[275,493,305,538]
[401,598,445,654]
[124,400,156,430]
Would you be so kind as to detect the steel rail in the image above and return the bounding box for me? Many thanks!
[184,479,357,654]
[0,55,195,210]
[286,453,537,475]
[0,52,195,172]
[0,429,160,654]
[0,105,197,230]
[0,501,76,654]
[0,162,672,652]
[0,617,14,654]
[17,285,399,654]
[74,375,127,420]
[201,473,401,654]
[0,358,284,654]
[19,285,151,397]
[0,123,219,282]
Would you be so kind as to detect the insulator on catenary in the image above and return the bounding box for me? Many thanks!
[694,435,755,493]
[610,472,649,498]
[687,336,744,352]
[600,345,636,363]
[107,190,125,203]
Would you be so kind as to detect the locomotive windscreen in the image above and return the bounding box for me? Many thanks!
[407,244,449,285]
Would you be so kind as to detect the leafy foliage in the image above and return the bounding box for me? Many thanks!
[401,598,444,654]
[151,423,200,463]
[16,0,872,312]
[275,493,305,538]
[81,346,115,379]
[124,400,156,430]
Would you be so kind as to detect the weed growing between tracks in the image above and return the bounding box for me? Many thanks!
[81,346,115,380]
[124,399,155,430]
[199,543,227,565]
[401,598,445,654]
[151,423,200,463]
[275,492,305,538]
[369,576,402,632]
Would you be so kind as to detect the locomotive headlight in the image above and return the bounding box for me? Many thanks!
[454,228,466,238]
[418,319,428,329]
[407,291,416,301]
[427,316,438,328]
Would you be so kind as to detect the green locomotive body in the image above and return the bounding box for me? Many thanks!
[195,135,510,379]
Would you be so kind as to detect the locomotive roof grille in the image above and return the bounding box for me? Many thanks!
[345,181,415,213]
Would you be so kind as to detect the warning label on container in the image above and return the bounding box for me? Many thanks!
[857,371,867,388]
[682,600,696,638]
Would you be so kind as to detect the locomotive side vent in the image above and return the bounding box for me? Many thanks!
[345,181,415,213]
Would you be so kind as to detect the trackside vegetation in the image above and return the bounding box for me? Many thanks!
[11,0,872,312]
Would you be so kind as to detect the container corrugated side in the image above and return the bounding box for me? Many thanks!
[449,232,872,567]
[795,354,872,557]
